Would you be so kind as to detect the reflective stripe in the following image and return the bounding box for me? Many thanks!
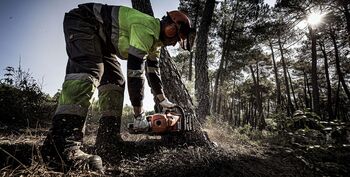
[98,85,124,117]
[98,83,124,93]
[65,73,99,87]
[55,104,88,117]
[129,46,147,59]
[127,69,144,78]
[111,6,123,59]
[146,67,159,74]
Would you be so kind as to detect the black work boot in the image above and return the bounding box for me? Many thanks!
[95,116,123,155]
[41,114,104,173]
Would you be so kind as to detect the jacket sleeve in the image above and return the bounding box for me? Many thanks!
[127,24,163,106]
[145,55,164,96]
[127,53,145,107]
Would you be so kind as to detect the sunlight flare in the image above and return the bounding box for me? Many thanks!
[307,11,325,27]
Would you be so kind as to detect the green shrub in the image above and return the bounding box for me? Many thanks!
[0,66,56,131]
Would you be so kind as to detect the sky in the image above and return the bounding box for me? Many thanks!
[0,0,276,111]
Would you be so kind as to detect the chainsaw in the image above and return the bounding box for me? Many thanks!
[128,105,187,135]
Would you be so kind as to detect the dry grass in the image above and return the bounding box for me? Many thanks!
[2,119,348,177]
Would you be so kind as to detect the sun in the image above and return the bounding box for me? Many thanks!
[307,11,324,27]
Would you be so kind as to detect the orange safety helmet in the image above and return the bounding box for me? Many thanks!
[166,10,196,51]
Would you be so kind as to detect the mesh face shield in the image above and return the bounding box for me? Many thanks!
[179,27,196,52]
[166,10,196,52]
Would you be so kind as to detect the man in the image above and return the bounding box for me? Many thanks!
[41,2,195,174]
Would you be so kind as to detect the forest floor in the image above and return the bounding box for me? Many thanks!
[0,119,349,177]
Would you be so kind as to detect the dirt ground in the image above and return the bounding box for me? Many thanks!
[1,122,349,177]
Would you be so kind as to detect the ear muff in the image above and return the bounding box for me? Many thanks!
[164,23,178,38]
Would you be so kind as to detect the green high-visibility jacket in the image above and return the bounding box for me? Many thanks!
[80,3,164,107]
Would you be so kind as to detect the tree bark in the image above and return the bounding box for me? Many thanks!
[269,40,282,112]
[130,0,196,130]
[319,41,334,120]
[309,26,321,115]
[278,35,294,116]
[159,49,197,131]
[287,68,299,110]
[195,0,216,121]
[131,0,154,16]
[131,0,214,145]
[188,0,200,81]
[249,64,265,130]
[303,71,310,109]
[330,29,350,101]
[334,80,341,120]
[339,0,350,46]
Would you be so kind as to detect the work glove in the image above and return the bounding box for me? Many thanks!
[133,112,150,130]
[159,98,176,108]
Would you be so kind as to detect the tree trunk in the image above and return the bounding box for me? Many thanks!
[213,50,225,114]
[131,1,209,145]
[278,35,294,116]
[188,0,200,81]
[319,41,334,120]
[231,94,235,125]
[249,64,265,130]
[308,26,321,115]
[237,90,241,127]
[335,80,341,120]
[330,29,350,101]
[287,68,299,110]
[306,72,313,111]
[159,49,197,131]
[195,0,216,121]
[267,97,270,117]
[339,0,350,46]
[303,71,310,109]
[213,20,232,114]
[131,0,154,16]
[269,40,282,112]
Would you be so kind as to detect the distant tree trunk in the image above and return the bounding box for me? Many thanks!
[306,72,313,110]
[195,0,215,121]
[278,35,294,116]
[334,80,341,120]
[303,71,310,109]
[287,68,298,110]
[249,64,266,130]
[237,90,241,126]
[339,0,350,46]
[319,41,334,120]
[244,100,249,125]
[269,40,282,112]
[330,29,350,101]
[267,97,270,116]
[188,0,200,81]
[213,19,231,114]
[308,26,321,115]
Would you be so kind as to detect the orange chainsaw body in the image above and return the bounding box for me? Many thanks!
[148,113,180,134]
[128,106,185,135]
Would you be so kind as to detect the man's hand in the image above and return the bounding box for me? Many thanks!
[159,98,176,108]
